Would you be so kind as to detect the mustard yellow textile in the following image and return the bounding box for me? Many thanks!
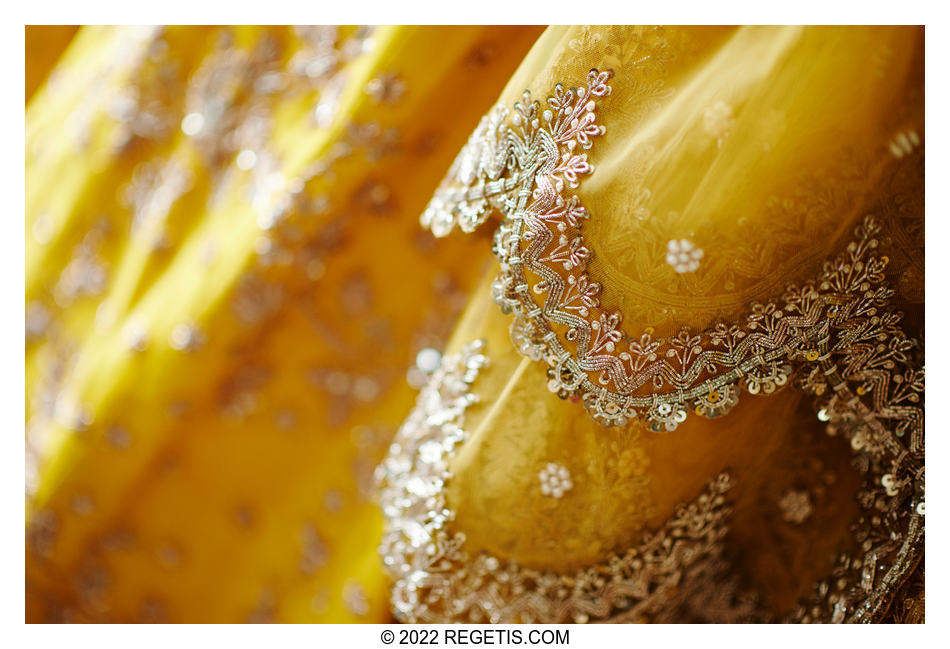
[25,26,79,103]
[26,25,543,623]
[432,26,923,618]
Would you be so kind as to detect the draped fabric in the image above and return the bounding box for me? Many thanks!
[26,25,924,624]
[385,26,924,623]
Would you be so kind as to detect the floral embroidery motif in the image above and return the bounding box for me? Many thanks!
[376,341,737,623]
[421,68,611,238]
[785,270,924,623]
[376,326,923,623]
[25,302,51,342]
[665,238,704,274]
[778,490,813,525]
[52,219,112,308]
[538,463,573,499]
[422,69,920,440]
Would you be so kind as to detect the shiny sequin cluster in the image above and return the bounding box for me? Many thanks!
[376,340,737,623]
[784,229,924,623]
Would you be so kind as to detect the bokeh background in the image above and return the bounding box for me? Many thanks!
[25,25,543,622]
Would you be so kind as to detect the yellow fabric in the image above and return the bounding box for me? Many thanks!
[438,25,923,616]
[26,25,543,622]
[25,26,79,103]
[25,25,924,624]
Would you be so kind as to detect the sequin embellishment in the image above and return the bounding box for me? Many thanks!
[422,71,917,439]
[376,341,737,623]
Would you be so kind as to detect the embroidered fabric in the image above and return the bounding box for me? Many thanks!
[409,39,923,623]
[376,341,739,623]
[419,68,922,440]
[377,331,923,623]
[786,266,924,623]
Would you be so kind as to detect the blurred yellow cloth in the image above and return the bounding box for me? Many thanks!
[26,25,543,622]
[26,26,78,102]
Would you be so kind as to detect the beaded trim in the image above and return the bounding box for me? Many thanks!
[376,341,736,623]
[786,281,924,623]
[414,67,923,622]
[420,69,918,437]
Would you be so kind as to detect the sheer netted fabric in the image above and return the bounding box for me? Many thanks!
[389,26,924,622]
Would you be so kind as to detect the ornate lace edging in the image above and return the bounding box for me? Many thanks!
[420,69,918,439]
[377,334,923,622]
[415,67,923,623]
[785,282,924,623]
[376,341,736,623]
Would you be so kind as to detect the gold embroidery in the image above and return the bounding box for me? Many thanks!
[416,63,923,624]
[421,70,921,443]
[787,269,924,623]
[376,341,737,623]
